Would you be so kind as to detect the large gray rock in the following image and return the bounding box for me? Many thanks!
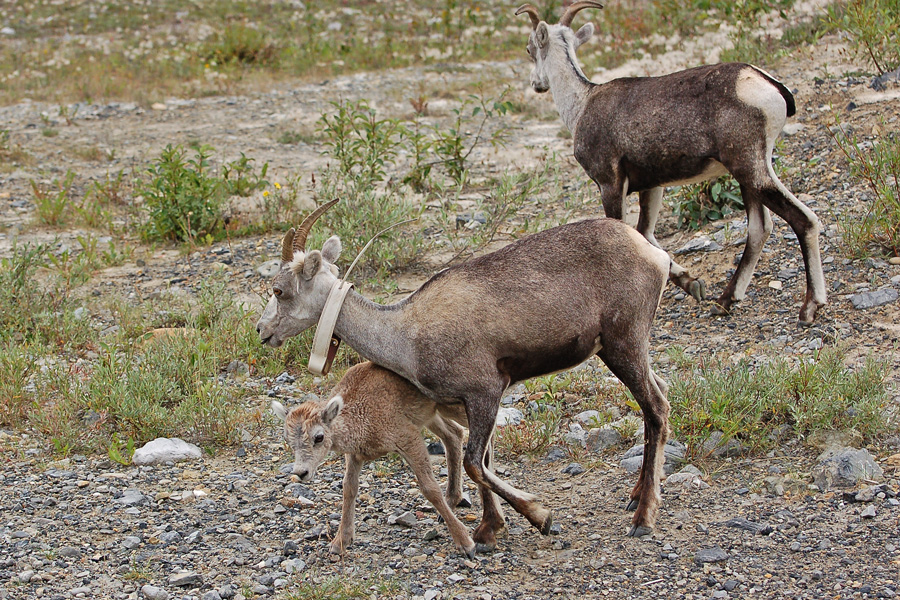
[495,407,524,427]
[141,585,169,600]
[586,426,623,452]
[812,447,883,491]
[674,237,722,255]
[702,431,745,458]
[850,288,898,310]
[132,438,202,465]
[621,440,685,475]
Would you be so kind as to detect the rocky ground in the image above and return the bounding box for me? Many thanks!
[2,6,900,600]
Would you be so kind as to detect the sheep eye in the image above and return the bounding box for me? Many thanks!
[273,287,282,298]
[313,432,324,445]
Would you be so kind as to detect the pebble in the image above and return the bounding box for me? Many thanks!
[694,546,729,565]
[141,585,169,600]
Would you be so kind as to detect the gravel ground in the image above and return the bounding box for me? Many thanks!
[2,9,900,600]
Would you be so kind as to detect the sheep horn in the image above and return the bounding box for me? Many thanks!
[515,4,541,30]
[281,228,296,263]
[559,0,604,27]
[293,199,339,253]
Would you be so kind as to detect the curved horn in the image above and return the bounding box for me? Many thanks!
[293,198,339,253]
[281,228,296,262]
[559,0,604,27]
[515,4,541,30]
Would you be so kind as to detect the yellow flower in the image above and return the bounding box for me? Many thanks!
[274,182,281,190]
[263,190,269,197]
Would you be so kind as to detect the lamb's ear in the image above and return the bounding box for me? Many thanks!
[301,250,322,280]
[321,236,342,264]
[574,23,594,48]
[271,401,288,421]
[536,22,550,48]
[322,395,344,425]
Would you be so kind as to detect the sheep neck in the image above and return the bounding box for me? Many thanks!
[547,35,593,132]
[332,290,418,383]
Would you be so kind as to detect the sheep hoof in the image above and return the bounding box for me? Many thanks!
[475,542,496,554]
[625,499,639,512]
[539,513,554,536]
[689,279,706,302]
[627,524,652,537]
[709,302,729,316]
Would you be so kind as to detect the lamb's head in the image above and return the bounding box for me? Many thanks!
[516,2,601,93]
[256,200,342,347]
[272,397,343,481]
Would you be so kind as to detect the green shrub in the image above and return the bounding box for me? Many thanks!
[138,144,227,243]
[202,24,280,66]
[832,127,900,257]
[825,0,900,75]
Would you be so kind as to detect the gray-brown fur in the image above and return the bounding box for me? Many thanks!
[516,2,826,325]
[258,212,671,545]
[272,362,479,557]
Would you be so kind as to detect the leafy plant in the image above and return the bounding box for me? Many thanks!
[825,0,900,75]
[108,434,136,465]
[432,91,514,185]
[672,176,744,229]
[138,144,226,243]
[31,170,76,226]
[319,99,403,186]
[223,153,269,197]
[831,126,900,257]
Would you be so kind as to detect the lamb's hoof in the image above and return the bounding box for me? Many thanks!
[328,542,348,555]
[625,499,639,512]
[626,525,652,537]
[461,544,477,559]
[688,279,706,302]
[475,542,496,554]
[538,513,554,536]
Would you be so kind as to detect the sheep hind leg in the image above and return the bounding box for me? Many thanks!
[472,439,506,552]
[330,453,363,555]
[638,187,705,302]
[598,347,670,536]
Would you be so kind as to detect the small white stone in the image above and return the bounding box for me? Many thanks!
[768,280,783,290]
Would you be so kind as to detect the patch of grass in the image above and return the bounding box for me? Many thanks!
[0,129,32,165]
[284,574,405,600]
[832,126,900,257]
[825,0,900,75]
[69,145,110,162]
[0,343,34,427]
[201,24,280,67]
[668,346,893,461]
[276,129,317,145]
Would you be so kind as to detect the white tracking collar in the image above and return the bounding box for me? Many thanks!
[308,279,353,376]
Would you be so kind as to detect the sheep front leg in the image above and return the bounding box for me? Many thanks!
[330,453,363,555]
[429,407,467,508]
[463,393,550,547]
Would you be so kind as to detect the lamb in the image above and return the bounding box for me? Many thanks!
[515,1,826,324]
[257,200,671,546]
[272,361,478,557]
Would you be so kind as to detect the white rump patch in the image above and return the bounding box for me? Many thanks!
[735,67,787,152]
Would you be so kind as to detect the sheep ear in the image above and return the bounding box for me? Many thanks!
[301,250,322,280]
[574,23,594,48]
[536,22,549,48]
[271,401,288,421]
[321,236,342,264]
[322,396,343,425]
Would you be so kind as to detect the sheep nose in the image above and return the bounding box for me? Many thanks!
[256,324,261,334]
[294,466,309,480]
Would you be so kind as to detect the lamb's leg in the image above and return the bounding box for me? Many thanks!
[330,453,363,555]
[398,439,476,558]
[598,345,670,536]
[428,407,467,508]
[462,392,550,547]
[712,193,772,316]
[638,187,705,301]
